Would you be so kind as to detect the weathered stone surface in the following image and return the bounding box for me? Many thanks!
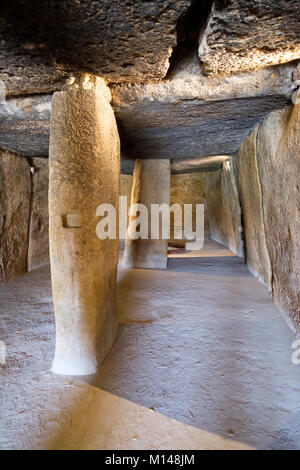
[171,156,230,174]
[49,75,120,375]
[0,94,51,157]
[235,129,272,287]
[235,105,300,333]
[199,0,300,76]
[257,106,300,332]
[0,149,31,282]
[27,158,49,272]
[0,48,70,97]
[123,159,170,269]
[113,62,295,159]
[221,160,244,257]
[170,173,209,245]
[0,0,191,95]
[0,60,296,160]
[122,156,230,175]
[120,174,133,210]
[206,160,243,257]
[120,174,133,250]
[2,1,300,95]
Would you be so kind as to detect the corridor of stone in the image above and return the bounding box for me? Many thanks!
[0,0,299,453]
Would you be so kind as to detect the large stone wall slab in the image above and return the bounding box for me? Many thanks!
[170,172,210,242]
[27,158,49,271]
[206,170,228,247]
[221,160,244,258]
[0,150,31,282]
[236,130,272,287]
[206,160,243,257]
[120,174,133,250]
[120,174,133,211]
[257,106,300,332]
[236,105,300,333]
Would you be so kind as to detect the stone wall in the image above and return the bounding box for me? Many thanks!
[205,160,244,257]
[170,172,210,246]
[236,129,272,287]
[120,174,133,249]
[0,149,49,282]
[120,174,133,207]
[0,149,31,282]
[120,174,133,226]
[27,158,49,271]
[235,105,300,333]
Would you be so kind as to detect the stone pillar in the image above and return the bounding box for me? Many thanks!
[123,159,170,269]
[49,75,120,376]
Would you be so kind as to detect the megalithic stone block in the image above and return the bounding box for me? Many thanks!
[49,75,120,375]
[123,159,170,269]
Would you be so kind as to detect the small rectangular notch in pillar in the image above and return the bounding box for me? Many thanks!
[62,213,81,228]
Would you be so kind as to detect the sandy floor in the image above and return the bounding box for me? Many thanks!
[0,240,299,450]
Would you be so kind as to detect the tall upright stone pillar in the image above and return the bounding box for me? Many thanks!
[49,75,120,375]
[123,159,170,269]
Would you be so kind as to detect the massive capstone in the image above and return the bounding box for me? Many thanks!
[0,0,191,95]
[199,0,300,76]
[0,55,297,161]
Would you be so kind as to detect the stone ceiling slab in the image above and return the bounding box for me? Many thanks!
[0,61,297,159]
[113,61,296,159]
[199,0,300,76]
[0,0,191,96]
[171,156,230,173]
[0,95,51,157]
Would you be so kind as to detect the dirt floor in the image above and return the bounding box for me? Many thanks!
[0,240,299,450]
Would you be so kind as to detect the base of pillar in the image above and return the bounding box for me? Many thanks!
[123,240,168,270]
[52,353,97,376]
[51,308,118,376]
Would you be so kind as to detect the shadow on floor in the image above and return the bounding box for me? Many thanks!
[82,241,300,450]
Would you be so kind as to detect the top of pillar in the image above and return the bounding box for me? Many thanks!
[64,74,112,102]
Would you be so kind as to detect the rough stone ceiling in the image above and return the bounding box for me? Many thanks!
[199,0,300,76]
[112,58,296,160]
[0,95,51,157]
[0,1,300,171]
[1,0,300,96]
[0,60,296,161]
[0,0,192,96]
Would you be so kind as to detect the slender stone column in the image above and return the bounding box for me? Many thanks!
[49,75,120,375]
[123,159,170,269]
